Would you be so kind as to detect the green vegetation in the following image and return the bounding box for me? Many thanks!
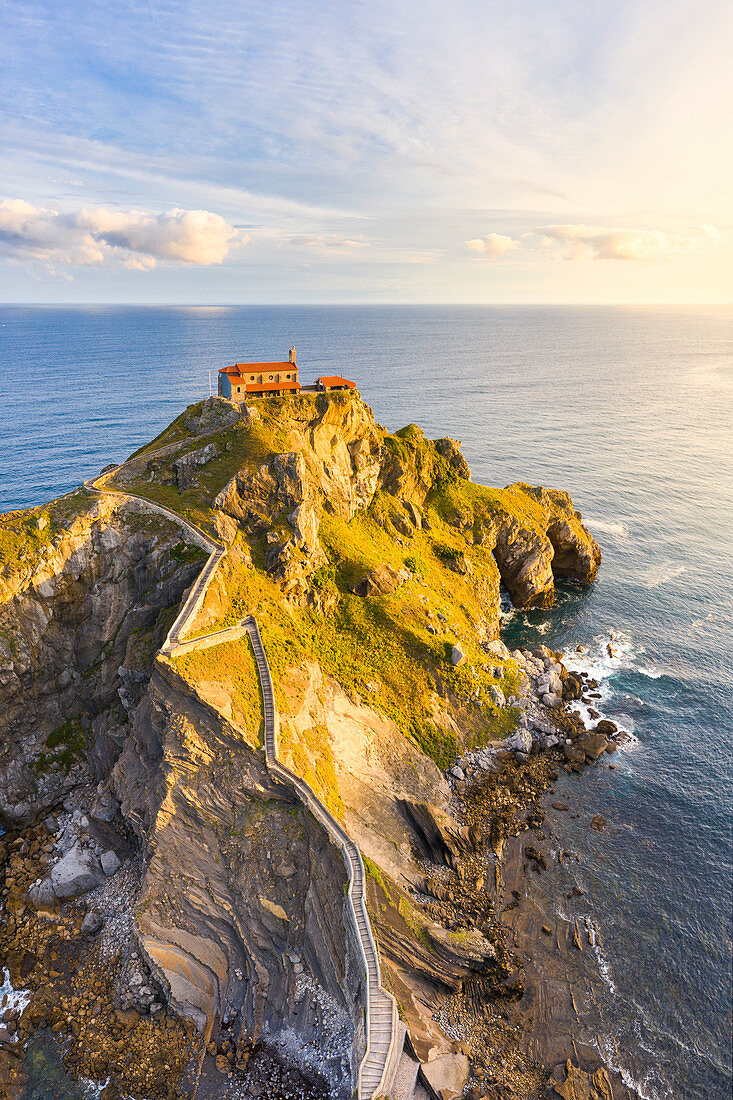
[169,540,208,566]
[172,636,263,745]
[363,856,392,900]
[0,489,91,571]
[34,719,87,775]
[279,721,345,820]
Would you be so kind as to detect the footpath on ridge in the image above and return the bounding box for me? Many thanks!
[83,462,419,1100]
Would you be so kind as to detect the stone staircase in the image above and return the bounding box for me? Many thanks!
[244,616,407,1099]
[85,461,423,1099]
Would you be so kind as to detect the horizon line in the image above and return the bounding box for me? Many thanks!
[1,301,731,309]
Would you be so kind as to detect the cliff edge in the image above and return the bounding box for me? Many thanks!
[0,392,603,1100]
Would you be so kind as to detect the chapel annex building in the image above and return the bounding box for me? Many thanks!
[218,347,356,402]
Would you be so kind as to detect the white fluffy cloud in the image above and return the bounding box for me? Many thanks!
[0,199,241,269]
[538,224,716,262]
[465,232,521,259]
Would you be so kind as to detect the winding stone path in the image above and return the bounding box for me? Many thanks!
[84,463,404,1099]
[243,616,401,1099]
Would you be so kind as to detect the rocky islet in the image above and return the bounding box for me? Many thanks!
[0,391,625,1099]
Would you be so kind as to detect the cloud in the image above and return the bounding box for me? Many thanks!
[537,223,716,262]
[0,199,241,269]
[465,233,521,259]
[287,233,372,253]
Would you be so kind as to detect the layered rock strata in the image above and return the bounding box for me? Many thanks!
[0,391,603,1099]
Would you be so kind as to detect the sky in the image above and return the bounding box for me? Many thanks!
[0,0,731,304]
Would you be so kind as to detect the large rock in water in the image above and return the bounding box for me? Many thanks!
[491,484,601,608]
[51,845,104,899]
[578,731,609,761]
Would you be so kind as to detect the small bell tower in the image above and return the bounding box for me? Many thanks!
[289,345,297,365]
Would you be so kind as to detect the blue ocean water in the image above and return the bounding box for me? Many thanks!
[1,305,731,1098]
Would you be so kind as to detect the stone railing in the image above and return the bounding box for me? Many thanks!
[83,465,226,654]
[243,616,402,1100]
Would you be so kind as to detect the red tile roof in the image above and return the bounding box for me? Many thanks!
[219,361,294,375]
[316,375,357,388]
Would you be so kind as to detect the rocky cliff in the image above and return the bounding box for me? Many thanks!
[0,392,602,1100]
[0,491,207,826]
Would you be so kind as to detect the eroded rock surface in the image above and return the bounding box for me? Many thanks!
[0,494,205,825]
[0,390,604,1099]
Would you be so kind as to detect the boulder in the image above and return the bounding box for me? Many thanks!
[484,639,510,660]
[489,685,506,706]
[51,845,103,899]
[506,728,532,754]
[81,910,104,934]
[579,731,609,761]
[101,850,122,877]
[173,443,219,491]
[562,743,586,765]
[450,644,466,667]
[28,878,57,911]
[91,782,120,824]
[550,1058,613,1100]
[421,1052,470,1100]
[595,719,618,735]
[563,674,582,700]
[352,564,407,598]
[213,511,239,544]
[392,512,415,538]
[534,645,556,661]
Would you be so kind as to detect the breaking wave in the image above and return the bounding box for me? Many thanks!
[0,967,31,1019]
[561,632,641,744]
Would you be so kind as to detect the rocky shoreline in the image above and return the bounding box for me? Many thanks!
[427,641,639,1100]
[0,642,634,1100]
[0,393,614,1099]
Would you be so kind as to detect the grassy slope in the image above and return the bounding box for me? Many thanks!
[0,488,93,571]
[108,397,538,790]
[171,636,263,748]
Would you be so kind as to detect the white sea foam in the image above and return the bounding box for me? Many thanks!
[597,1032,665,1100]
[80,1077,111,1099]
[586,517,631,539]
[563,629,637,681]
[638,666,664,679]
[561,632,643,748]
[643,560,686,589]
[586,914,617,996]
[0,967,31,1019]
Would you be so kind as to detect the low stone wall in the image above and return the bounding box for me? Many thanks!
[166,623,246,658]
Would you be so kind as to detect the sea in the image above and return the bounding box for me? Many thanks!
[1,305,731,1100]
